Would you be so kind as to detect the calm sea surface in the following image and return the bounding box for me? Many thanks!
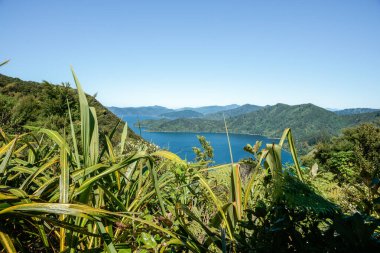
[122,116,293,165]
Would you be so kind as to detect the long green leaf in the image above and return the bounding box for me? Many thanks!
[71,67,91,167]
[151,150,187,166]
[97,221,117,253]
[224,115,242,224]
[0,59,10,67]
[146,160,166,214]
[71,163,107,182]
[20,156,58,190]
[243,149,268,210]
[0,137,18,176]
[279,128,304,181]
[89,107,99,165]
[59,137,70,252]
[0,203,112,219]
[74,152,149,196]
[0,231,16,253]
[120,122,128,155]
[67,99,81,170]
[24,127,70,154]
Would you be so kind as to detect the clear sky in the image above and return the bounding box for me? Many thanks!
[1,0,379,109]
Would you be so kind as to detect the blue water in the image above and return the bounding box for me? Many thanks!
[123,116,293,165]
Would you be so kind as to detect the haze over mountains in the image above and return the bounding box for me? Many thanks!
[108,104,240,118]
[108,104,379,119]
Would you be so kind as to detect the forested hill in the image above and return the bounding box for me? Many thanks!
[205,104,262,120]
[0,74,140,140]
[141,103,380,147]
[160,110,203,119]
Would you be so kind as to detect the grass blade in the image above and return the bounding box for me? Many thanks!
[89,107,99,165]
[0,59,10,67]
[24,127,71,154]
[151,150,187,166]
[243,149,268,209]
[0,231,16,253]
[20,156,59,190]
[97,221,117,253]
[279,128,304,182]
[74,152,149,196]
[0,137,18,176]
[71,67,91,167]
[59,138,70,252]
[120,122,128,155]
[196,173,233,241]
[223,115,242,224]
[67,99,81,170]
[0,203,112,219]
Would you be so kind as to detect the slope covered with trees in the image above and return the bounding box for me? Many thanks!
[205,103,262,120]
[0,74,141,141]
[141,103,380,150]
[160,109,203,119]
[302,122,380,215]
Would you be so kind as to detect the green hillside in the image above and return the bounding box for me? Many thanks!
[141,103,380,149]
[160,109,203,119]
[205,104,262,120]
[0,74,141,141]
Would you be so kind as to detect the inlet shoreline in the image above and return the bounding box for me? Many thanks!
[142,129,282,140]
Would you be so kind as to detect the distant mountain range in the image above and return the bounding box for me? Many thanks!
[108,104,379,120]
[115,103,380,151]
[334,108,380,115]
[179,104,240,114]
[108,105,174,117]
[108,104,240,118]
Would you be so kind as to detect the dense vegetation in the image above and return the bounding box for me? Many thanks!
[205,104,262,120]
[0,74,141,144]
[161,110,204,119]
[302,122,380,215]
[1,66,380,252]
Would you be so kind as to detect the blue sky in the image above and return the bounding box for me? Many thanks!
[1,0,379,109]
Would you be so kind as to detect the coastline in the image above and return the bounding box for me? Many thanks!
[142,129,282,140]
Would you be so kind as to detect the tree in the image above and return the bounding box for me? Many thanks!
[192,135,214,163]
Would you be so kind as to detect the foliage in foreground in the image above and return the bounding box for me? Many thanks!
[0,66,380,252]
[302,122,380,216]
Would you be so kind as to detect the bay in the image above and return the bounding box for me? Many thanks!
[123,115,293,165]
